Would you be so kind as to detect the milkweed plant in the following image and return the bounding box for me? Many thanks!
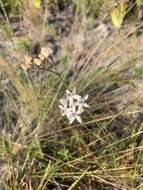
[20,47,90,124]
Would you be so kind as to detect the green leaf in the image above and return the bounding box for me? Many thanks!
[33,0,41,8]
[111,0,126,29]
[136,0,143,6]
[111,8,123,29]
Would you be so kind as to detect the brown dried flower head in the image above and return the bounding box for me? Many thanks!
[21,47,53,71]
[33,58,42,66]
[39,47,53,60]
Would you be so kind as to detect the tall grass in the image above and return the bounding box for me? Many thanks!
[0,0,143,190]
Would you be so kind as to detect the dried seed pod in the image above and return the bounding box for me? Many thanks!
[24,55,33,65]
[39,47,53,60]
[33,58,42,66]
[21,63,31,71]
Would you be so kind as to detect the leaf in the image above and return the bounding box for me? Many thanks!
[111,0,126,29]
[111,8,123,29]
[136,0,143,6]
[33,0,41,8]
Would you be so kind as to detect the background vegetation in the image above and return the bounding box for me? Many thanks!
[0,0,143,189]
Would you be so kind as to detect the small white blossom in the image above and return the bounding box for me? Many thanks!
[66,87,80,99]
[59,87,89,124]
[66,106,82,124]
[76,95,90,109]
[66,87,81,107]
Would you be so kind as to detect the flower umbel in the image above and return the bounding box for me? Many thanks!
[59,88,89,124]
[20,46,53,71]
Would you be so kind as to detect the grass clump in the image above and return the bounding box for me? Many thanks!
[0,1,143,190]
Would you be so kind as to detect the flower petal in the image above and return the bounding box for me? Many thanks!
[66,108,73,120]
[83,94,89,101]
[69,116,75,124]
[61,112,65,116]
[58,105,64,111]
[59,98,67,106]
[75,115,82,124]
[73,94,81,100]
[77,105,84,114]
[68,97,74,107]
[83,103,90,108]
[73,87,76,94]
[72,105,76,112]
[66,90,71,95]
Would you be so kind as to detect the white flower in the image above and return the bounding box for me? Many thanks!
[66,87,81,107]
[59,87,90,124]
[66,87,80,99]
[66,106,82,124]
[76,95,90,109]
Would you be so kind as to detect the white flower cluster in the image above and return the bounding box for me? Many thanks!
[59,87,90,124]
